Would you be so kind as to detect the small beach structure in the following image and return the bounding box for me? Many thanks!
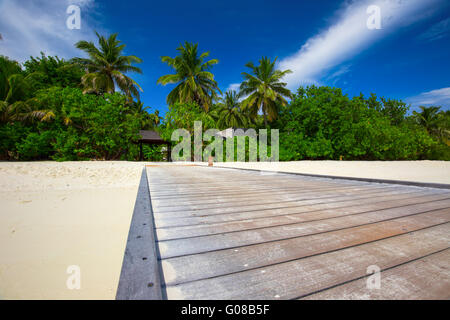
[138,130,171,161]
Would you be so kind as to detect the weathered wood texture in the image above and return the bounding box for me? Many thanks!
[145,165,450,300]
[116,169,163,300]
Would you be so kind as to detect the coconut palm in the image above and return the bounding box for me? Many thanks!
[74,32,143,99]
[132,100,152,115]
[413,106,441,134]
[413,106,450,141]
[0,56,22,99]
[239,57,292,125]
[0,99,55,124]
[0,100,23,124]
[132,101,161,129]
[157,42,220,112]
[214,90,250,129]
[0,59,53,124]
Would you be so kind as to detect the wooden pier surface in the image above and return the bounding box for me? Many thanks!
[140,165,450,299]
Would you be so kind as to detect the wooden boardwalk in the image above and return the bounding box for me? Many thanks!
[142,165,450,299]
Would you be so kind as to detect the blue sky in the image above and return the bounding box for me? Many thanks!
[0,0,449,116]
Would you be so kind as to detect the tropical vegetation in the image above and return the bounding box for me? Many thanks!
[157,42,220,112]
[214,90,252,129]
[240,57,292,125]
[74,32,143,100]
[0,33,449,161]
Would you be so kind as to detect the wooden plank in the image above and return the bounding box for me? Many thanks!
[149,178,364,200]
[156,192,450,240]
[148,175,346,190]
[151,185,409,211]
[150,183,382,206]
[147,167,369,195]
[157,194,448,240]
[148,169,370,186]
[161,209,450,285]
[151,187,423,220]
[150,180,379,200]
[147,169,323,187]
[146,166,449,300]
[153,192,450,228]
[116,168,163,300]
[157,200,450,258]
[151,186,399,215]
[149,180,326,196]
[302,249,450,300]
[164,224,450,299]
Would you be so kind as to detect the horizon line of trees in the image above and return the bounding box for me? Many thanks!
[0,32,449,161]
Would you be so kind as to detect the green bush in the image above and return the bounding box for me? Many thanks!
[0,122,30,160]
[16,130,55,160]
[142,144,165,161]
[41,87,142,160]
[276,86,440,160]
[2,87,143,161]
[1,51,448,162]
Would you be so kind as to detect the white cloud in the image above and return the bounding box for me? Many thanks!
[0,0,101,63]
[325,64,352,86]
[69,0,94,6]
[418,17,450,41]
[405,87,450,110]
[225,83,241,93]
[223,83,249,101]
[277,0,444,89]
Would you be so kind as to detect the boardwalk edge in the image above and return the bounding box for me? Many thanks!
[116,168,163,300]
[209,165,450,190]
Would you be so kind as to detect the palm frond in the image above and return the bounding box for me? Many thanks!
[74,32,143,98]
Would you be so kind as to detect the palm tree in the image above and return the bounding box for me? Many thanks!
[0,57,53,124]
[413,106,450,141]
[0,56,22,99]
[215,90,250,129]
[239,57,292,126]
[157,42,221,112]
[0,99,55,124]
[132,101,161,130]
[413,106,441,134]
[0,100,24,124]
[132,100,152,115]
[74,32,143,99]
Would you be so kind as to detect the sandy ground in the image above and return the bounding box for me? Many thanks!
[0,160,448,300]
[0,161,145,299]
[199,161,450,185]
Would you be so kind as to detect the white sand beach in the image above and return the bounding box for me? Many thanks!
[0,161,145,299]
[205,161,450,185]
[0,160,449,299]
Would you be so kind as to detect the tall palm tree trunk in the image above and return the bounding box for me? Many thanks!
[262,102,268,126]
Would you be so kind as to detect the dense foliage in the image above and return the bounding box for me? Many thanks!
[0,46,154,160]
[2,87,144,160]
[157,42,220,112]
[1,33,449,161]
[276,86,442,160]
[240,57,292,125]
[73,33,143,100]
